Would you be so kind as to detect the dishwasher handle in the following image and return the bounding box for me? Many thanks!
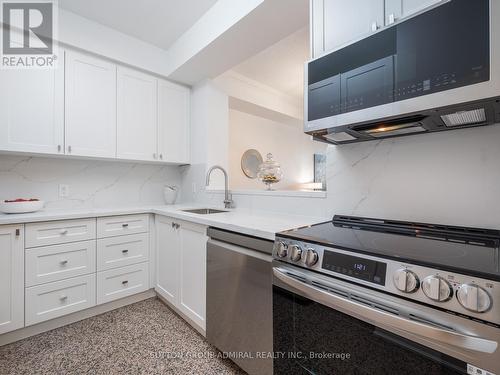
[208,239,272,262]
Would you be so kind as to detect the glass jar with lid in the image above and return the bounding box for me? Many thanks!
[257,153,283,190]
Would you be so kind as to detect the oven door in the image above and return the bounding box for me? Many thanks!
[273,263,499,375]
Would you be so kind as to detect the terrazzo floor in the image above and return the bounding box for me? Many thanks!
[0,297,246,375]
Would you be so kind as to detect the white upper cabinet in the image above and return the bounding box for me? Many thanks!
[0,225,24,335]
[0,47,189,164]
[158,80,190,164]
[65,51,117,158]
[117,67,158,161]
[312,0,443,57]
[0,52,64,154]
[385,0,442,25]
[322,0,384,53]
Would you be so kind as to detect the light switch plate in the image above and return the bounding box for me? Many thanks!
[59,184,69,198]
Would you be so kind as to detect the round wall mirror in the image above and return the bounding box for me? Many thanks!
[241,149,263,179]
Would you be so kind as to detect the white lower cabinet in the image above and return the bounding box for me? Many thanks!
[155,216,207,331]
[97,262,149,304]
[178,222,207,330]
[0,215,153,335]
[25,274,96,326]
[25,240,96,287]
[97,233,149,271]
[0,226,24,335]
[155,216,180,306]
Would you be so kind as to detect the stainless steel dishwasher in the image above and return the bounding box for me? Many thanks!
[207,228,273,375]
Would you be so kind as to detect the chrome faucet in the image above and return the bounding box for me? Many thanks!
[206,165,233,209]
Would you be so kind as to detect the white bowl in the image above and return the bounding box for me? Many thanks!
[0,200,45,214]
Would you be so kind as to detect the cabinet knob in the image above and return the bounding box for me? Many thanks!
[371,21,380,32]
[122,249,129,254]
[60,229,68,235]
[122,280,129,285]
[60,295,68,302]
[60,259,68,266]
[388,13,396,24]
[57,145,62,152]
[68,145,72,153]
[159,154,163,160]
[122,223,129,228]
[15,228,20,237]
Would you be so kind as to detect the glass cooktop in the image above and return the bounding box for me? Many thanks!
[278,216,500,280]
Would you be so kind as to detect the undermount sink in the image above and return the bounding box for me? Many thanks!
[181,208,228,215]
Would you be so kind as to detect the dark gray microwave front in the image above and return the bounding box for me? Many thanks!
[307,0,490,124]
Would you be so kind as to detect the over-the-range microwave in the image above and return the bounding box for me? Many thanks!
[305,0,500,144]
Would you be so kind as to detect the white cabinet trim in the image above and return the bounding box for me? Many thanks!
[0,225,24,335]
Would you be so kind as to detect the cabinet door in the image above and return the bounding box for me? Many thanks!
[65,51,117,158]
[158,80,190,164]
[323,0,384,52]
[155,216,180,306]
[179,221,207,331]
[0,52,64,155]
[117,68,158,161]
[0,225,24,334]
[385,0,442,25]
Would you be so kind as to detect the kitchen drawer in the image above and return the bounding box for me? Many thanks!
[97,233,149,271]
[97,214,149,238]
[25,274,96,326]
[25,240,96,287]
[25,218,96,248]
[97,262,149,304]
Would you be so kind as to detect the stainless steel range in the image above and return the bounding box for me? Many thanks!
[272,215,500,375]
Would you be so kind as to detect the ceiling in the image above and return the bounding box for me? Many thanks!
[232,27,309,101]
[59,0,218,50]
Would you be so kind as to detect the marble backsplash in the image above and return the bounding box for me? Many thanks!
[326,124,500,229]
[0,155,182,210]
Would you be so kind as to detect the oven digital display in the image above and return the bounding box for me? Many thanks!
[322,251,387,285]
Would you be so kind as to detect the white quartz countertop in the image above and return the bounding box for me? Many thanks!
[0,204,328,240]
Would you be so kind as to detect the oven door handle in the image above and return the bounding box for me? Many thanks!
[273,267,498,354]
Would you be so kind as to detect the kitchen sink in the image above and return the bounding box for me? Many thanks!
[181,208,228,215]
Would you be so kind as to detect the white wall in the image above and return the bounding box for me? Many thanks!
[0,155,181,210]
[190,81,229,190]
[215,71,302,124]
[228,109,326,190]
[326,125,500,229]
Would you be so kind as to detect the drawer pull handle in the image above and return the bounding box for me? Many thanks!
[60,260,68,265]
[122,280,129,285]
[122,249,129,254]
[60,295,68,302]
[60,229,68,235]
[122,223,129,228]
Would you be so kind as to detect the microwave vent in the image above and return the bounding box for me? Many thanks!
[324,132,357,142]
[441,108,486,127]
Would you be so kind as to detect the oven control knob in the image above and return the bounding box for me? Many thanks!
[305,249,319,267]
[276,242,288,258]
[456,284,492,313]
[422,276,453,302]
[289,245,302,262]
[393,269,419,293]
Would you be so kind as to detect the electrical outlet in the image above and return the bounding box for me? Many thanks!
[59,184,69,198]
